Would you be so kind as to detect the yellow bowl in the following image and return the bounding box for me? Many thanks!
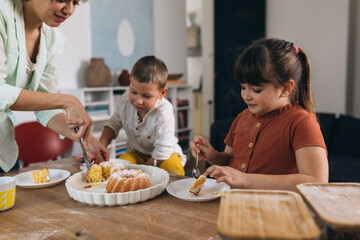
[0,176,16,211]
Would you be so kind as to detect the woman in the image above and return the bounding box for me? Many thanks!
[0,0,108,172]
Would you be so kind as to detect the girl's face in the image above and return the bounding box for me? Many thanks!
[26,0,80,27]
[241,83,288,115]
[129,77,167,118]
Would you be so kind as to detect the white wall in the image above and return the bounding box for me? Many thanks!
[266,0,349,114]
[58,3,92,89]
[153,0,187,76]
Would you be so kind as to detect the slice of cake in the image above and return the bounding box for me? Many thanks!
[100,161,128,179]
[189,175,206,196]
[31,167,51,183]
[86,164,104,183]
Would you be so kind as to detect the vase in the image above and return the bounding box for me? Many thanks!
[84,58,112,87]
[118,70,130,86]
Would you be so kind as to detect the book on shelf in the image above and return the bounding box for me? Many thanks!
[177,130,190,142]
[115,145,128,158]
[177,131,190,150]
[177,98,189,107]
[177,110,188,129]
[85,105,109,116]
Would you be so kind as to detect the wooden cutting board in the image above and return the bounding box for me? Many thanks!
[297,183,360,232]
[217,189,320,240]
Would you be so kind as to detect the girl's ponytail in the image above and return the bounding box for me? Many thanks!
[297,48,315,114]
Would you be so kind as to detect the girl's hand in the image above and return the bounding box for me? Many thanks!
[204,165,246,188]
[63,95,93,148]
[189,135,216,162]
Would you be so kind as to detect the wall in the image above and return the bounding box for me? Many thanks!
[347,0,360,118]
[153,0,187,76]
[267,0,349,114]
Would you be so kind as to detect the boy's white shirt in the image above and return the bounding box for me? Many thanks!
[104,91,186,166]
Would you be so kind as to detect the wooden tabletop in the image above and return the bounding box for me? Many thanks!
[0,158,221,240]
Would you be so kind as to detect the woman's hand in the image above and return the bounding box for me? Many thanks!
[189,135,217,162]
[73,134,109,164]
[63,95,93,148]
[204,165,246,188]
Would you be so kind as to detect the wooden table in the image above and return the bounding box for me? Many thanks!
[0,158,221,240]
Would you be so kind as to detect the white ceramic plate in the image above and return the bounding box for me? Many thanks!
[66,164,169,206]
[166,178,230,202]
[79,158,131,171]
[14,169,70,188]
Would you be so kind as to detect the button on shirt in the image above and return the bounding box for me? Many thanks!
[105,92,186,166]
[224,104,326,174]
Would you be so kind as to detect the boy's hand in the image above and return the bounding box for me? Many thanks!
[190,135,216,162]
[73,135,109,164]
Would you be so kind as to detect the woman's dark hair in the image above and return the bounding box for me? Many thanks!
[234,38,315,114]
[131,56,168,90]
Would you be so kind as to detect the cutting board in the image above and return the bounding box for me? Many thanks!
[217,189,320,240]
[297,183,360,232]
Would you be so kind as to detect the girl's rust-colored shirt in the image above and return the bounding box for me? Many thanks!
[224,104,326,175]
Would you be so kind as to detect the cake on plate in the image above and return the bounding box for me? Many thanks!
[31,167,51,183]
[189,175,206,196]
[86,164,103,183]
[106,169,151,193]
[100,161,128,179]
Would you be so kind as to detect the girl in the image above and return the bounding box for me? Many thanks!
[0,0,108,172]
[190,38,328,191]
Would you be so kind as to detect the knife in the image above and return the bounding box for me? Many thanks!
[76,127,91,171]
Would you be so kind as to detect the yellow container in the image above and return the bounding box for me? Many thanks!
[0,176,16,211]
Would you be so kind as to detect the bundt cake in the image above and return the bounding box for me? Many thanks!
[87,164,103,183]
[31,167,51,183]
[100,161,128,179]
[106,169,151,193]
[189,175,206,196]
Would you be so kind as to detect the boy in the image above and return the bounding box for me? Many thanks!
[95,56,186,175]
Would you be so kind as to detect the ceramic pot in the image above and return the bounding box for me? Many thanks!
[118,70,130,86]
[85,58,112,87]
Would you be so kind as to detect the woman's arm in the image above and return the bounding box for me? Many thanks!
[50,114,110,163]
[10,89,92,147]
[205,146,328,191]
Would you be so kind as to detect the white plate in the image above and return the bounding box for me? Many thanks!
[66,164,169,206]
[79,158,131,171]
[14,169,70,188]
[166,178,230,202]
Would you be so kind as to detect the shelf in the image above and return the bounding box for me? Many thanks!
[84,101,110,107]
[177,106,191,111]
[90,115,111,122]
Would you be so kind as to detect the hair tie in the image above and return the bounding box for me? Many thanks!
[293,45,299,54]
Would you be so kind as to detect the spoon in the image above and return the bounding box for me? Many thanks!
[192,153,201,179]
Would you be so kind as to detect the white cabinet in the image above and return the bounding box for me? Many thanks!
[60,85,193,158]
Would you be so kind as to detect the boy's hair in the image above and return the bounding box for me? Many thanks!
[234,38,315,114]
[131,56,168,90]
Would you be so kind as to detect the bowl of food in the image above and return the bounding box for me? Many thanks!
[0,176,16,211]
[65,164,169,206]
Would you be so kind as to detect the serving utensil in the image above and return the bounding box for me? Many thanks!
[191,153,201,179]
[76,128,91,171]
